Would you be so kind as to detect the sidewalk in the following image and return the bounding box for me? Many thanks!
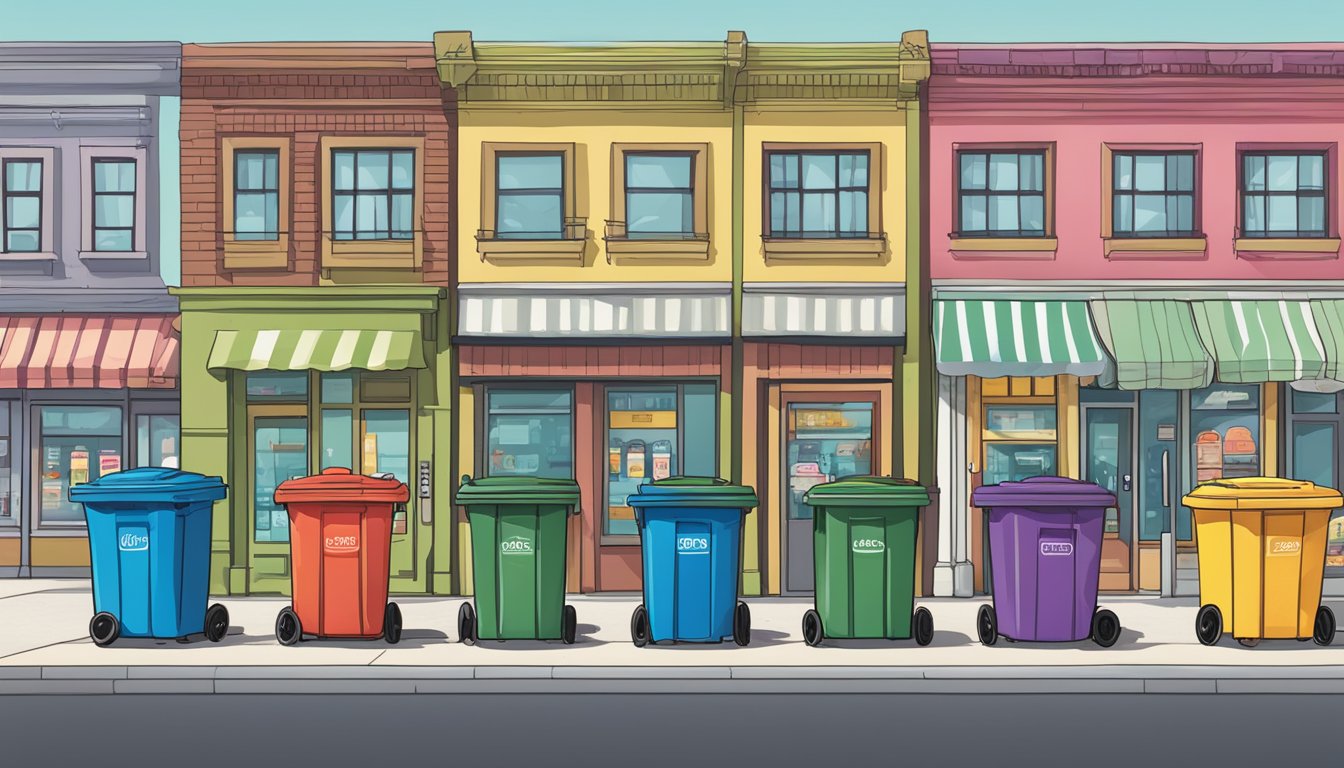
[3,580,1344,694]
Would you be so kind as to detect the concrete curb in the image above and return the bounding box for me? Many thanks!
[1,665,1343,694]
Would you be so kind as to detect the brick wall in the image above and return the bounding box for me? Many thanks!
[180,55,455,287]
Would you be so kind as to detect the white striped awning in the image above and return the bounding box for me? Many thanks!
[457,283,730,339]
[934,299,1107,378]
[742,284,905,339]
[1190,299,1327,384]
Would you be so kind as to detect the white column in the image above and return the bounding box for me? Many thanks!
[933,373,957,596]
[948,374,974,597]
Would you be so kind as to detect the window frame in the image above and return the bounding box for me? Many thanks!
[759,142,885,259]
[954,148,1050,239]
[493,150,566,240]
[479,386,576,482]
[0,147,55,260]
[319,135,425,271]
[765,147,874,240]
[222,136,291,270]
[90,158,137,253]
[606,142,710,259]
[1238,149,1330,239]
[1097,143,1207,258]
[79,145,147,259]
[477,142,583,261]
[1109,150,1199,239]
[331,148,417,242]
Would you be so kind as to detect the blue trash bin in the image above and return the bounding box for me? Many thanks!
[625,477,758,647]
[69,467,229,646]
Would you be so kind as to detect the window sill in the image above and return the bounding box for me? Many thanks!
[322,237,421,270]
[0,251,58,262]
[79,250,148,260]
[605,237,711,261]
[1104,237,1207,260]
[948,237,1057,259]
[762,236,886,261]
[477,237,587,264]
[1234,237,1341,260]
[223,238,290,270]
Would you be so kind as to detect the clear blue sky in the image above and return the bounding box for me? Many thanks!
[10,0,1341,285]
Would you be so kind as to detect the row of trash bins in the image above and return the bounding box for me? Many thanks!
[68,468,1341,649]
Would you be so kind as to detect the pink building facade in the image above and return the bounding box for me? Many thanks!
[928,46,1344,601]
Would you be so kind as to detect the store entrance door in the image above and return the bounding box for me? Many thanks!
[780,394,879,594]
[1083,404,1136,592]
[247,406,308,594]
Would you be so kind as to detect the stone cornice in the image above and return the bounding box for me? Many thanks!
[0,43,181,96]
[435,30,928,107]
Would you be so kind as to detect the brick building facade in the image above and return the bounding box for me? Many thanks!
[172,44,456,596]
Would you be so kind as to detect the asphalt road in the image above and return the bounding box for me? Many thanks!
[1,693,1338,766]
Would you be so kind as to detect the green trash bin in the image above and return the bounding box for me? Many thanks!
[455,475,581,644]
[800,476,934,647]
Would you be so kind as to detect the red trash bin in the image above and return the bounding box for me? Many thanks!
[272,467,409,645]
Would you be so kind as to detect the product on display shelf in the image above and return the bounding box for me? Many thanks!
[651,440,672,480]
[625,439,646,479]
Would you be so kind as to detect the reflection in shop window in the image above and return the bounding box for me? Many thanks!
[486,389,573,479]
[321,409,353,471]
[136,415,180,469]
[253,416,306,543]
[984,443,1056,485]
[1186,384,1260,541]
[246,372,308,400]
[363,410,410,484]
[40,406,123,526]
[0,402,12,525]
[786,402,873,523]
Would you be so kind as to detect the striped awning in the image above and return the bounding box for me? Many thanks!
[934,299,1107,377]
[1306,300,1344,392]
[0,315,178,389]
[1090,300,1214,390]
[1190,300,1327,384]
[207,329,426,372]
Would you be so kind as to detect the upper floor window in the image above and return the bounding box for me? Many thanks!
[332,149,414,241]
[91,158,136,251]
[956,151,1046,237]
[1241,152,1327,238]
[1112,152,1197,238]
[2,159,42,253]
[624,152,694,238]
[767,150,870,239]
[234,149,280,241]
[496,152,564,239]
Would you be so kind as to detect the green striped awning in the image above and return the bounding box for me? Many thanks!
[934,299,1107,378]
[1090,300,1214,390]
[207,329,426,372]
[1190,300,1326,383]
[1308,300,1344,391]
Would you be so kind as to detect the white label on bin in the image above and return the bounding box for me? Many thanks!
[1268,537,1302,556]
[118,532,148,552]
[324,535,358,553]
[852,538,885,554]
[501,536,533,555]
[1040,540,1073,557]
[677,536,710,554]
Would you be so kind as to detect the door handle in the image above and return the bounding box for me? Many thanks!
[968,461,977,474]
[1161,450,1170,508]
[1122,474,1132,492]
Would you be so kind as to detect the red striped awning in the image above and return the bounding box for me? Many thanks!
[0,315,179,389]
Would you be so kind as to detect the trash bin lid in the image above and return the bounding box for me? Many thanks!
[1182,476,1344,511]
[68,467,227,505]
[455,475,581,506]
[274,467,409,504]
[803,476,930,508]
[626,477,758,510]
[971,476,1116,509]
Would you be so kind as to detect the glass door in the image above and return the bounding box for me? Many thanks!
[248,406,308,594]
[1084,407,1135,592]
[783,398,876,593]
[1286,389,1344,578]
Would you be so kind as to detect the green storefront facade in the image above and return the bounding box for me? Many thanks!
[174,287,454,596]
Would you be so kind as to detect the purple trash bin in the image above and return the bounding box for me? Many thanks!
[970,476,1122,647]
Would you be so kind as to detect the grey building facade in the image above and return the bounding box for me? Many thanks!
[0,43,181,576]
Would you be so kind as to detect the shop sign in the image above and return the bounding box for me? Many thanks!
[794,410,854,429]
[676,536,710,554]
[611,410,677,430]
[1267,537,1301,556]
[501,535,534,555]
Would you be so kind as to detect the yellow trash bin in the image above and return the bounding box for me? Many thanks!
[1183,477,1342,648]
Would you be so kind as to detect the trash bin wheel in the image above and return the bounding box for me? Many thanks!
[204,604,229,643]
[1091,608,1121,648]
[1314,606,1336,646]
[457,602,477,645]
[1195,604,1222,646]
[733,601,751,647]
[89,612,119,647]
[913,607,935,647]
[383,602,403,645]
[976,604,998,646]
[561,604,578,645]
[275,607,302,646]
[802,609,824,647]
[1237,638,1261,648]
[630,604,650,648]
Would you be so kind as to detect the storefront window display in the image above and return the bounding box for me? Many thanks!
[136,414,180,469]
[484,389,573,479]
[0,402,13,526]
[1186,384,1261,540]
[606,384,716,537]
[39,405,123,526]
[981,404,1057,485]
[786,402,874,523]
